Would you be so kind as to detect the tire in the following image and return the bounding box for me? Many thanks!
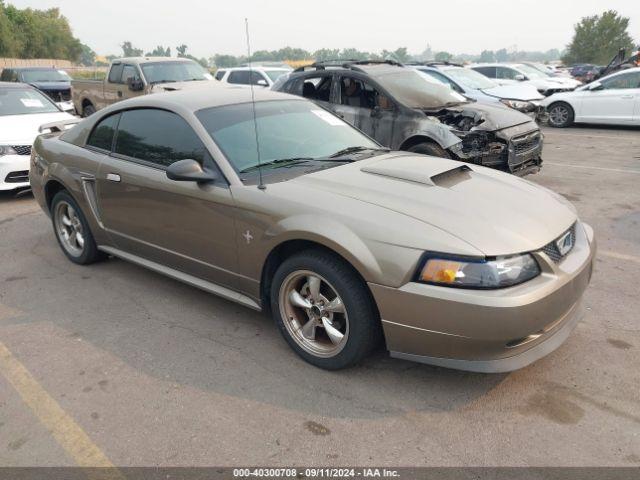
[271,249,381,370]
[406,141,451,158]
[82,103,96,117]
[547,102,574,128]
[51,190,106,265]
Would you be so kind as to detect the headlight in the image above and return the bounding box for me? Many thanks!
[0,145,17,157]
[499,99,535,112]
[416,253,540,289]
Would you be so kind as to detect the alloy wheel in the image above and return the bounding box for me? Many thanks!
[549,105,569,126]
[54,200,85,257]
[278,270,349,358]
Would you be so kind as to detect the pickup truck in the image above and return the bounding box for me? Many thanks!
[71,57,214,116]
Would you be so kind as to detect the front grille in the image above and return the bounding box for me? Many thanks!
[4,170,29,183]
[11,145,31,156]
[512,131,542,155]
[541,223,577,263]
[45,90,71,102]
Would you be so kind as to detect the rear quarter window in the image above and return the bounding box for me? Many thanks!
[108,64,124,83]
[86,113,120,151]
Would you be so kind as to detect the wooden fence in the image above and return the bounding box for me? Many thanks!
[0,58,77,69]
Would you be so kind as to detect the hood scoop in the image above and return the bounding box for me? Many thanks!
[360,155,474,187]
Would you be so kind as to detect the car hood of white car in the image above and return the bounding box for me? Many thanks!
[480,84,544,101]
[0,111,74,145]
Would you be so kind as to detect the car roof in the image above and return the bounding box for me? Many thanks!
[103,84,297,112]
[113,57,199,65]
[0,81,36,89]
[293,61,409,78]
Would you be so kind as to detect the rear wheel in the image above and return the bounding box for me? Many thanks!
[406,141,451,158]
[51,190,105,265]
[82,103,96,117]
[547,102,574,128]
[271,250,380,370]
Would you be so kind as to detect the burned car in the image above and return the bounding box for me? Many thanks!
[272,60,543,176]
[30,88,594,372]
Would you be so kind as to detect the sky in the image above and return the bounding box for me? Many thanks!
[9,0,640,58]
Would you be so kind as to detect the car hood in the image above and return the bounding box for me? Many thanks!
[480,84,544,102]
[436,100,534,132]
[28,81,71,91]
[292,153,576,256]
[0,112,74,144]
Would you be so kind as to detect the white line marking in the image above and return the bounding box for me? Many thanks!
[545,163,640,174]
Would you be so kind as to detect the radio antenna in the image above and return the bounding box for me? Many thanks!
[245,18,266,190]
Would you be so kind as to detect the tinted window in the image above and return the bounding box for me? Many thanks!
[114,109,206,166]
[496,67,520,80]
[108,64,124,83]
[1,69,16,81]
[215,70,226,81]
[227,70,265,85]
[474,66,496,78]
[86,114,120,151]
[600,71,640,90]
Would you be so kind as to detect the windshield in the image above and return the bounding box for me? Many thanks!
[196,100,379,174]
[21,69,71,83]
[445,68,496,90]
[141,61,208,84]
[264,70,288,82]
[374,69,467,109]
[516,64,548,79]
[0,87,59,116]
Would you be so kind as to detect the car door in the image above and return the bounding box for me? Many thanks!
[579,71,640,124]
[332,74,396,147]
[93,108,240,289]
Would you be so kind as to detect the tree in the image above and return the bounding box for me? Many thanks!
[212,54,240,68]
[176,44,188,57]
[562,10,635,65]
[146,45,171,57]
[121,41,142,57]
[434,51,452,62]
[79,43,95,66]
[479,50,496,62]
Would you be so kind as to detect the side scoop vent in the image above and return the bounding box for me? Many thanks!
[430,165,473,188]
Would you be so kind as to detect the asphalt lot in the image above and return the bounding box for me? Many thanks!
[0,125,639,468]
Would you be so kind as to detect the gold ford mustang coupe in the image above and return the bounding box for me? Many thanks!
[30,87,596,372]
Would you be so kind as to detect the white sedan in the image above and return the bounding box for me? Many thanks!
[0,82,75,191]
[543,67,640,127]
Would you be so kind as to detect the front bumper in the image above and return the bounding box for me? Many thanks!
[370,222,596,373]
[0,154,30,191]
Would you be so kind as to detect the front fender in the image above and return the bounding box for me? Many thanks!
[261,214,384,283]
[400,121,462,150]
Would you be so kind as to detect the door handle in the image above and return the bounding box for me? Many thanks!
[106,173,121,182]
[117,91,123,98]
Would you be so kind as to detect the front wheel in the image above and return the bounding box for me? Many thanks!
[406,141,451,158]
[51,190,105,265]
[271,250,381,370]
[547,102,574,128]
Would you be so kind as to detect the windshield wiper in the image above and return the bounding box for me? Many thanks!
[240,157,313,173]
[149,79,177,85]
[328,146,389,158]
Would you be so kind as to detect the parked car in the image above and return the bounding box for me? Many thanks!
[215,66,291,88]
[471,63,579,95]
[71,57,214,116]
[29,87,595,372]
[410,62,545,117]
[0,67,74,112]
[543,67,640,127]
[569,64,602,83]
[0,82,75,191]
[273,60,544,176]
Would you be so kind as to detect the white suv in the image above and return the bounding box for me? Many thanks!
[471,63,581,96]
[214,66,291,88]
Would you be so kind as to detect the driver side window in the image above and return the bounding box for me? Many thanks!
[114,109,207,167]
[121,65,141,84]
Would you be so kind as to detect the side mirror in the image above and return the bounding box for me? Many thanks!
[514,74,526,81]
[588,81,603,91]
[127,77,144,91]
[256,79,268,87]
[166,159,217,183]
